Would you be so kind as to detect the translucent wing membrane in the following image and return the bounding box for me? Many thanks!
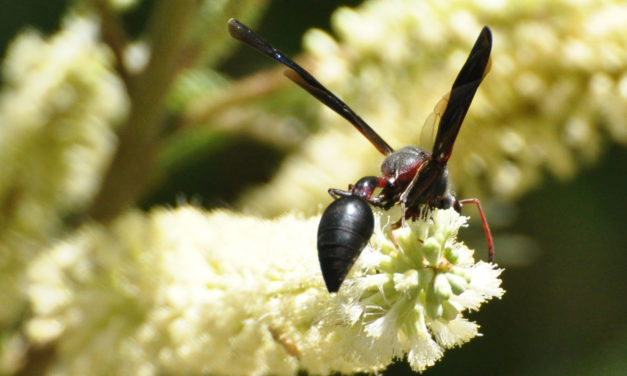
[432,27,492,164]
[419,92,450,150]
[227,18,394,156]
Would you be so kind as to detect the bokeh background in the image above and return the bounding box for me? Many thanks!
[1,0,626,375]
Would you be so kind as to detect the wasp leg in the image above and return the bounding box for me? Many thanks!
[457,198,494,262]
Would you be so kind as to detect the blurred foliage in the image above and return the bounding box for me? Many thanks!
[0,0,625,375]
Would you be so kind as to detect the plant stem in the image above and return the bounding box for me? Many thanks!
[87,0,198,222]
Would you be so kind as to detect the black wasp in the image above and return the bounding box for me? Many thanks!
[228,18,494,293]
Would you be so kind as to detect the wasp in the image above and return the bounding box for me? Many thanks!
[228,18,494,292]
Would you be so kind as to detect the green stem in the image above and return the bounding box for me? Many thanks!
[87,0,198,222]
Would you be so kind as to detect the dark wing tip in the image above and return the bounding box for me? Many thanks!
[227,18,245,40]
[480,26,492,43]
[477,26,493,59]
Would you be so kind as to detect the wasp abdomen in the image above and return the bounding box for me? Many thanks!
[317,196,374,292]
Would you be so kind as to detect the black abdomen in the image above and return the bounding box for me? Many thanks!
[317,196,374,292]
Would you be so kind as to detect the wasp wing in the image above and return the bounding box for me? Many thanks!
[419,91,450,150]
[228,18,394,156]
[399,27,492,209]
[432,26,492,164]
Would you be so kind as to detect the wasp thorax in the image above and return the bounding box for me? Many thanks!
[381,146,429,182]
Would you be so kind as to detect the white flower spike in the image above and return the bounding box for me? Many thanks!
[26,206,503,375]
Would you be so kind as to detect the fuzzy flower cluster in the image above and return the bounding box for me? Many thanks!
[0,15,127,328]
[238,0,627,217]
[23,206,502,375]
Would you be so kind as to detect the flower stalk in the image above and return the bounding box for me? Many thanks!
[87,0,198,222]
